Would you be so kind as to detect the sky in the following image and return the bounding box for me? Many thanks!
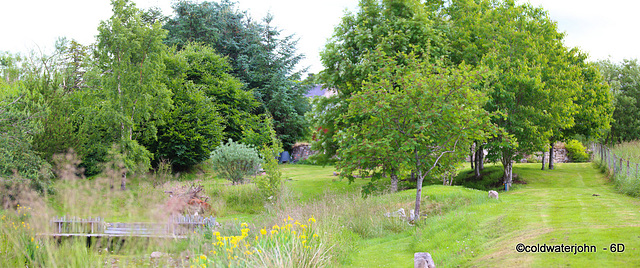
[1,0,638,75]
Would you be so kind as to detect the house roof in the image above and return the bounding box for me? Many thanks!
[305,85,336,98]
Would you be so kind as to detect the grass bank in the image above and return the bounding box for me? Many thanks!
[346,163,640,267]
[2,162,639,267]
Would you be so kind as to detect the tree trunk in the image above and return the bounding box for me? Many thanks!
[502,152,513,191]
[470,143,475,170]
[390,173,398,193]
[548,142,555,170]
[541,151,546,170]
[479,146,484,170]
[414,169,424,221]
[474,144,483,178]
[120,171,127,191]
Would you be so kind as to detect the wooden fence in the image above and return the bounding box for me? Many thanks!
[46,215,216,238]
[592,143,640,179]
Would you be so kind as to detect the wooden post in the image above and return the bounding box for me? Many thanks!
[627,160,631,178]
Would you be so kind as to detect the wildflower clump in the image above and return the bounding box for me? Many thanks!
[193,217,330,267]
[0,205,44,267]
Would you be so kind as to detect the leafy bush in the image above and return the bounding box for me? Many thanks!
[210,139,263,184]
[565,139,589,162]
[256,146,283,200]
[148,84,224,171]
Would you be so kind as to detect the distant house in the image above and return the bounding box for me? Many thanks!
[305,85,336,98]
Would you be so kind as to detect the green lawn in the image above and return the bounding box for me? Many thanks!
[280,164,365,201]
[28,162,640,267]
[342,163,640,267]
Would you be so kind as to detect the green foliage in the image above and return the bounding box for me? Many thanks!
[445,0,611,184]
[150,83,223,171]
[314,0,447,164]
[255,123,283,200]
[142,44,231,171]
[178,43,259,142]
[597,59,640,142]
[0,88,53,193]
[210,139,264,184]
[94,0,172,178]
[338,51,493,217]
[565,139,589,162]
[165,1,311,151]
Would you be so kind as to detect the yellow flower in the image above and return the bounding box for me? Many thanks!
[313,233,319,238]
[260,229,267,235]
[214,231,220,237]
[302,240,307,244]
[244,250,253,255]
[241,222,248,228]
[272,224,280,230]
[292,230,296,236]
[200,255,207,260]
[271,230,278,235]
[294,221,300,225]
[308,217,316,224]
[301,224,307,229]
[287,216,293,221]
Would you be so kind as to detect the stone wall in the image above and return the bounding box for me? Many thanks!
[291,143,316,162]
[523,148,571,163]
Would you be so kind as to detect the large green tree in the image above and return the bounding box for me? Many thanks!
[313,0,448,165]
[597,59,640,143]
[164,0,310,151]
[340,52,492,219]
[144,43,254,170]
[93,0,172,189]
[446,0,606,186]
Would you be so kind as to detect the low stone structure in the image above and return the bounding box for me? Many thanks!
[291,143,317,162]
[523,148,570,164]
[414,252,435,268]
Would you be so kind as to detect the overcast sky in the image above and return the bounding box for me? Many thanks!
[1,0,638,75]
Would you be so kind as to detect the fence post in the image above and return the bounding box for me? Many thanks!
[627,160,631,178]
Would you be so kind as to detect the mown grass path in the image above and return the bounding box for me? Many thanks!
[345,163,640,267]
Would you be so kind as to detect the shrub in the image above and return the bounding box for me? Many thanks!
[256,146,283,200]
[210,139,263,184]
[565,139,589,162]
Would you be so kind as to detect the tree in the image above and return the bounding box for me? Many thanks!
[447,0,587,188]
[340,52,492,219]
[597,59,640,143]
[314,0,447,166]
[165,1,310,151]
[94,0,172,189]
[0,88,53,193]
[143,43,239,171]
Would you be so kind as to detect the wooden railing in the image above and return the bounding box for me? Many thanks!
[45,215,216,238]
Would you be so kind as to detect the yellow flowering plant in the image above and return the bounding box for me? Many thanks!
[192,216,328,267]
